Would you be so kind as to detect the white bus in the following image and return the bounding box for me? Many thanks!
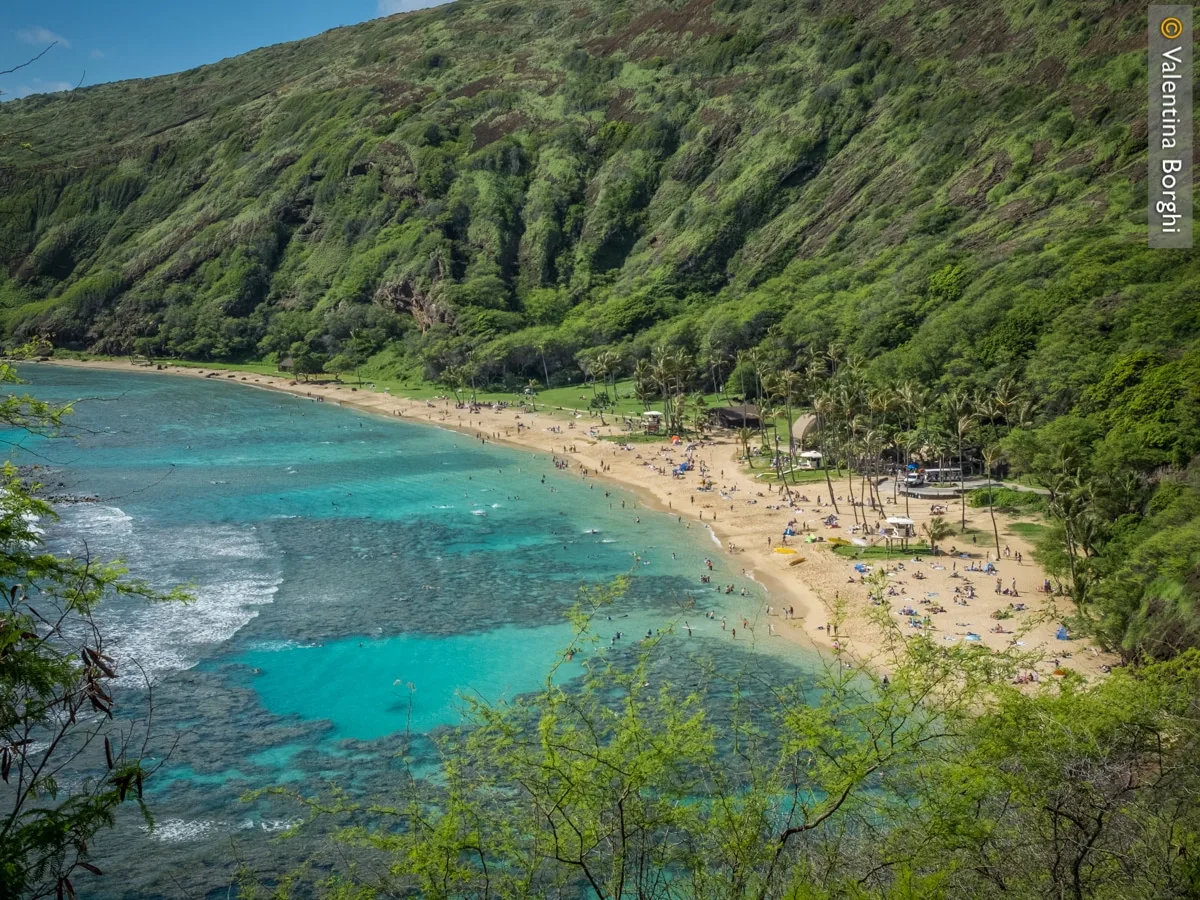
[905,467,963,486]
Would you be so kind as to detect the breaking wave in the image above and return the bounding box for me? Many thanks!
[50,505,280,685]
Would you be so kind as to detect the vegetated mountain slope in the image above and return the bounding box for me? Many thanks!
[2,0,1188,382]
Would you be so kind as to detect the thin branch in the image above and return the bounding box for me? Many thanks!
[0,42,58,77]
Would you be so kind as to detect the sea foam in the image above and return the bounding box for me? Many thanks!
[53,505,280,685]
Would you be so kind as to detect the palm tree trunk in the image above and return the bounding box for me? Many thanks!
[845,446,858,525]
[987,464,1000,553]
[958,435,967,531]
[819,416,840,515]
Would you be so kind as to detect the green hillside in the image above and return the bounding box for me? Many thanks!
[1,0,1198,657]
[0,0,1190,374]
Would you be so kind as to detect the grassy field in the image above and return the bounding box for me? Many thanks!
[829,542,934,560]
[1006,522,1050,542]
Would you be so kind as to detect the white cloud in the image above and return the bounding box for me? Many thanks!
[15,26,70,49]
[90,48,105,60]
[377,0,454,15]
[2,78,75,100]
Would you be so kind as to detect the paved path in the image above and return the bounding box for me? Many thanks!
[877,477,1051,499]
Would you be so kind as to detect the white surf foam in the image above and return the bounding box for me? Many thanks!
[52,506,280,686]
[144,819,217,843]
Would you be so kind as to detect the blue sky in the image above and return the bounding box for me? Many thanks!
[1,0,454,100]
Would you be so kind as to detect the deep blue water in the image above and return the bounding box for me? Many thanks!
[7,365,816,898]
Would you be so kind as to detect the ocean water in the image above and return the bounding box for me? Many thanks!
[7,365,819,898]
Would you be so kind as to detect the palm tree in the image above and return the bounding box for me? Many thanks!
[837,376,864,525]
[633,359,653,411]
[943,388,975,532]
[813,389,841,515]
[737,347,768,448]
[866,388,898,508]
[701,339,732,404]
[580,352,601,400]
[895,381,927,506]
[525,378,540,411]
[922,516,954,554]
[1012,397,1037,431]
[536,340,552,396]
[902,429,922,518]
[737,427,754,465]
[689,391,708,436]
[982,444,1004,553]
[464,359,481,405]
[650,346,691,434]
[442,365,466,405]
[764,401,793,500]
[859,427,885,515]
[591,350,621,425]
[992,376,1022,428]
[778,369,805,480]
[590,354,609,400]
[596,349,621,401]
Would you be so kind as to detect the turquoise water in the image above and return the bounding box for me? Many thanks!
[8,365,816,898]
[240,625,585,740]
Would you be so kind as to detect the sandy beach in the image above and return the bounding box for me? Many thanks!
[38,358,1115,682]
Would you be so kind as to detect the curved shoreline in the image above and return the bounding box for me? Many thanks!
[34,359,832,655]
[31,358,1114,681]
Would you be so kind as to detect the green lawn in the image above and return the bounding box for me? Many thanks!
[830,542,934,559]
[750,468,834,484]
[1006,522,1049,541]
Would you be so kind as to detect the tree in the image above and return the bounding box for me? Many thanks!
[650,346,691,435]
[737,348,768,449]
[255,578,1200,900]
[922,515,954,554]
[324,334,372,383]
[836,375,864,525]
[288,342,327,383]
[0,358,187,898]
[688,392,708,436]
[737,426,754,465]
[943,389,976,531]
[812,389,841,515]
[982,444,1004,553]
[633,360,653,412]
[775,369,805,482]
[441,365,467,405]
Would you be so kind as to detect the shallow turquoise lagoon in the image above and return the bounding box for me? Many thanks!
[7,365,816,898]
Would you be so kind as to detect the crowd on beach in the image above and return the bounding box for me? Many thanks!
[59,361,1115,683]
